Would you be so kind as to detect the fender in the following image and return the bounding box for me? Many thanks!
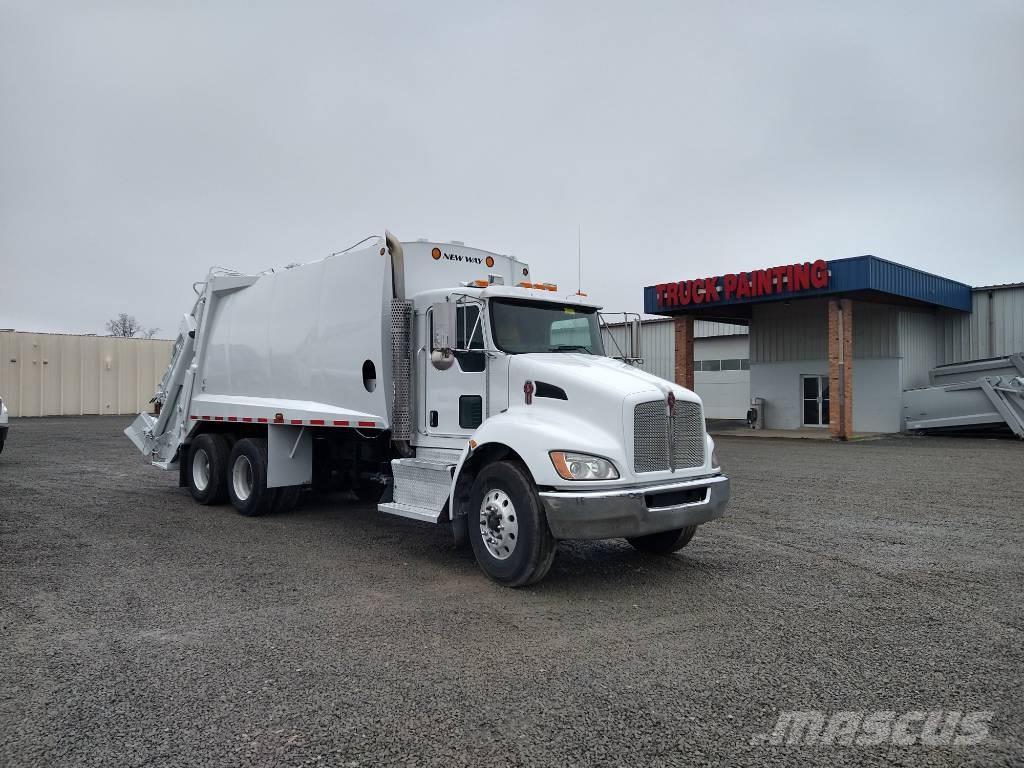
[448,406,625,519]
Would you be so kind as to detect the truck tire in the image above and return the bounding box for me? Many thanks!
[354,482,384,503]
[467,461,556,587]
[627,525,697,554]
[272,485,302,513]
[187,434,230,505]
[227,438,274,517]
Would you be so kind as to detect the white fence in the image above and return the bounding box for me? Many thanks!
[0,331,173,417]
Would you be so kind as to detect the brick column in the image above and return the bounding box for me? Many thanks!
[673,315,695,391]
[827,299,854,439]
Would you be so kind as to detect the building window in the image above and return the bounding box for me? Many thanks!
[695,358,750,372]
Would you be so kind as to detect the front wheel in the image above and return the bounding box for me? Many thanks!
[467,461,556,587]
[627,525,697,554]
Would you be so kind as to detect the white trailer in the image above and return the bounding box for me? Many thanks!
[127,233,730,585]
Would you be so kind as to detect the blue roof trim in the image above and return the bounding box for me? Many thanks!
[644,255,973,314]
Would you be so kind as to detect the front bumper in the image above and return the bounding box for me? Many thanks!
[540,473,730,540]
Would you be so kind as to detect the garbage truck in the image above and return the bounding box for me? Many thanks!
[126,233,730,586]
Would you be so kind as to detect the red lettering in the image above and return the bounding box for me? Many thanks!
[678,280,692,305]
[755,269,772,296]
[792,262,811,291]
[785,265,794,291]
[655,283,666,307]
[772,266,787,292]
[704,277,720,302]
[735,272,751,298]
[665,281,678,307]
[723,273,737,298]
[810,259,829,288]
[691,279,704,305]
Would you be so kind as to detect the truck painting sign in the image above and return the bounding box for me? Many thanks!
[651,260,829,310]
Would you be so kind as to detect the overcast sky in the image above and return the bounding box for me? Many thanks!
[2,0,1022,336]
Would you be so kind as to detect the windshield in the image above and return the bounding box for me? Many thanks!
[489,299,605,355]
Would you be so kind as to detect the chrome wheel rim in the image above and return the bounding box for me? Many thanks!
[192,448,210,492]
[479,488,518,560]
[232,455,254,502]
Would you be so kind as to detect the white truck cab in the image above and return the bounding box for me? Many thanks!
[127,233,729,586]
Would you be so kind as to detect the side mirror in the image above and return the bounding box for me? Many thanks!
[431,301,456,370]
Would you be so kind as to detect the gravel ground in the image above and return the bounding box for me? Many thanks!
[1,417,1021,767]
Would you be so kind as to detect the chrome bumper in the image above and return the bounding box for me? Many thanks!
[539,473,730,540]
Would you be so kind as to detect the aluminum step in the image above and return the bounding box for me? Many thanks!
[379,456,455,522]
[413,447,463,465]
[378,501,443,524]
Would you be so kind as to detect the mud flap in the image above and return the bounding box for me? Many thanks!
[267,424,312,488]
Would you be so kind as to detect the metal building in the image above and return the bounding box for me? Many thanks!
[0,331,173,417]
[642,257,1024,436]
[603,319,751,419]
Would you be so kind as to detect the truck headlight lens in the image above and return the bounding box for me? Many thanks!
[550,451,619,481]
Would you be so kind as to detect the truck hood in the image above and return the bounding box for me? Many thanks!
[508,353,697,404]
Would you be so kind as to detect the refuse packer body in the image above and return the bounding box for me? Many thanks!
[126,232,730,586]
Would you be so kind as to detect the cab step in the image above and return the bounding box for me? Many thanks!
[378,501,443,524]
[378,454,457,524]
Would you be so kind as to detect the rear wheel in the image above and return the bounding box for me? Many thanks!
[272,485,302,513]
[186,434,230,505]
[467,461,556,587]
[227,438,274,517]
[627,525,697,554]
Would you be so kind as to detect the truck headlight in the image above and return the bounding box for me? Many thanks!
[712,448,721,470]
[549,451,619,481]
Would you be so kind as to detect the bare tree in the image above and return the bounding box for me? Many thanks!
[143,327,160,339]
[106,313,144,337]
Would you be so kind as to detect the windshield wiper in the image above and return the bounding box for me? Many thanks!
[549,344,593,354]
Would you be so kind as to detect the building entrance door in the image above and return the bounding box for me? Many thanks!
[801,374,830,427]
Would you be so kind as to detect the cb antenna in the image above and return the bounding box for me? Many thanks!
[577,224,582,295]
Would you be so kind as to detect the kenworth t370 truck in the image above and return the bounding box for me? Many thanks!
[127,233,729,586]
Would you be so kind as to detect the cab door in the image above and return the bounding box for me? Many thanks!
[424,300,487,437]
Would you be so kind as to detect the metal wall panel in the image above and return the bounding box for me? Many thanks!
[750,299,828,363]
[695,320,748,338]
[853,303,899,358]
[898,309,939,389]
[937,285,1024,364]
[0,332,173,417]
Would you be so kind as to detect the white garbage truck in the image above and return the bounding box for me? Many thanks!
[127,233,730,585]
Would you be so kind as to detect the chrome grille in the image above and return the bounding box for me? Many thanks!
[633,399,704,473]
